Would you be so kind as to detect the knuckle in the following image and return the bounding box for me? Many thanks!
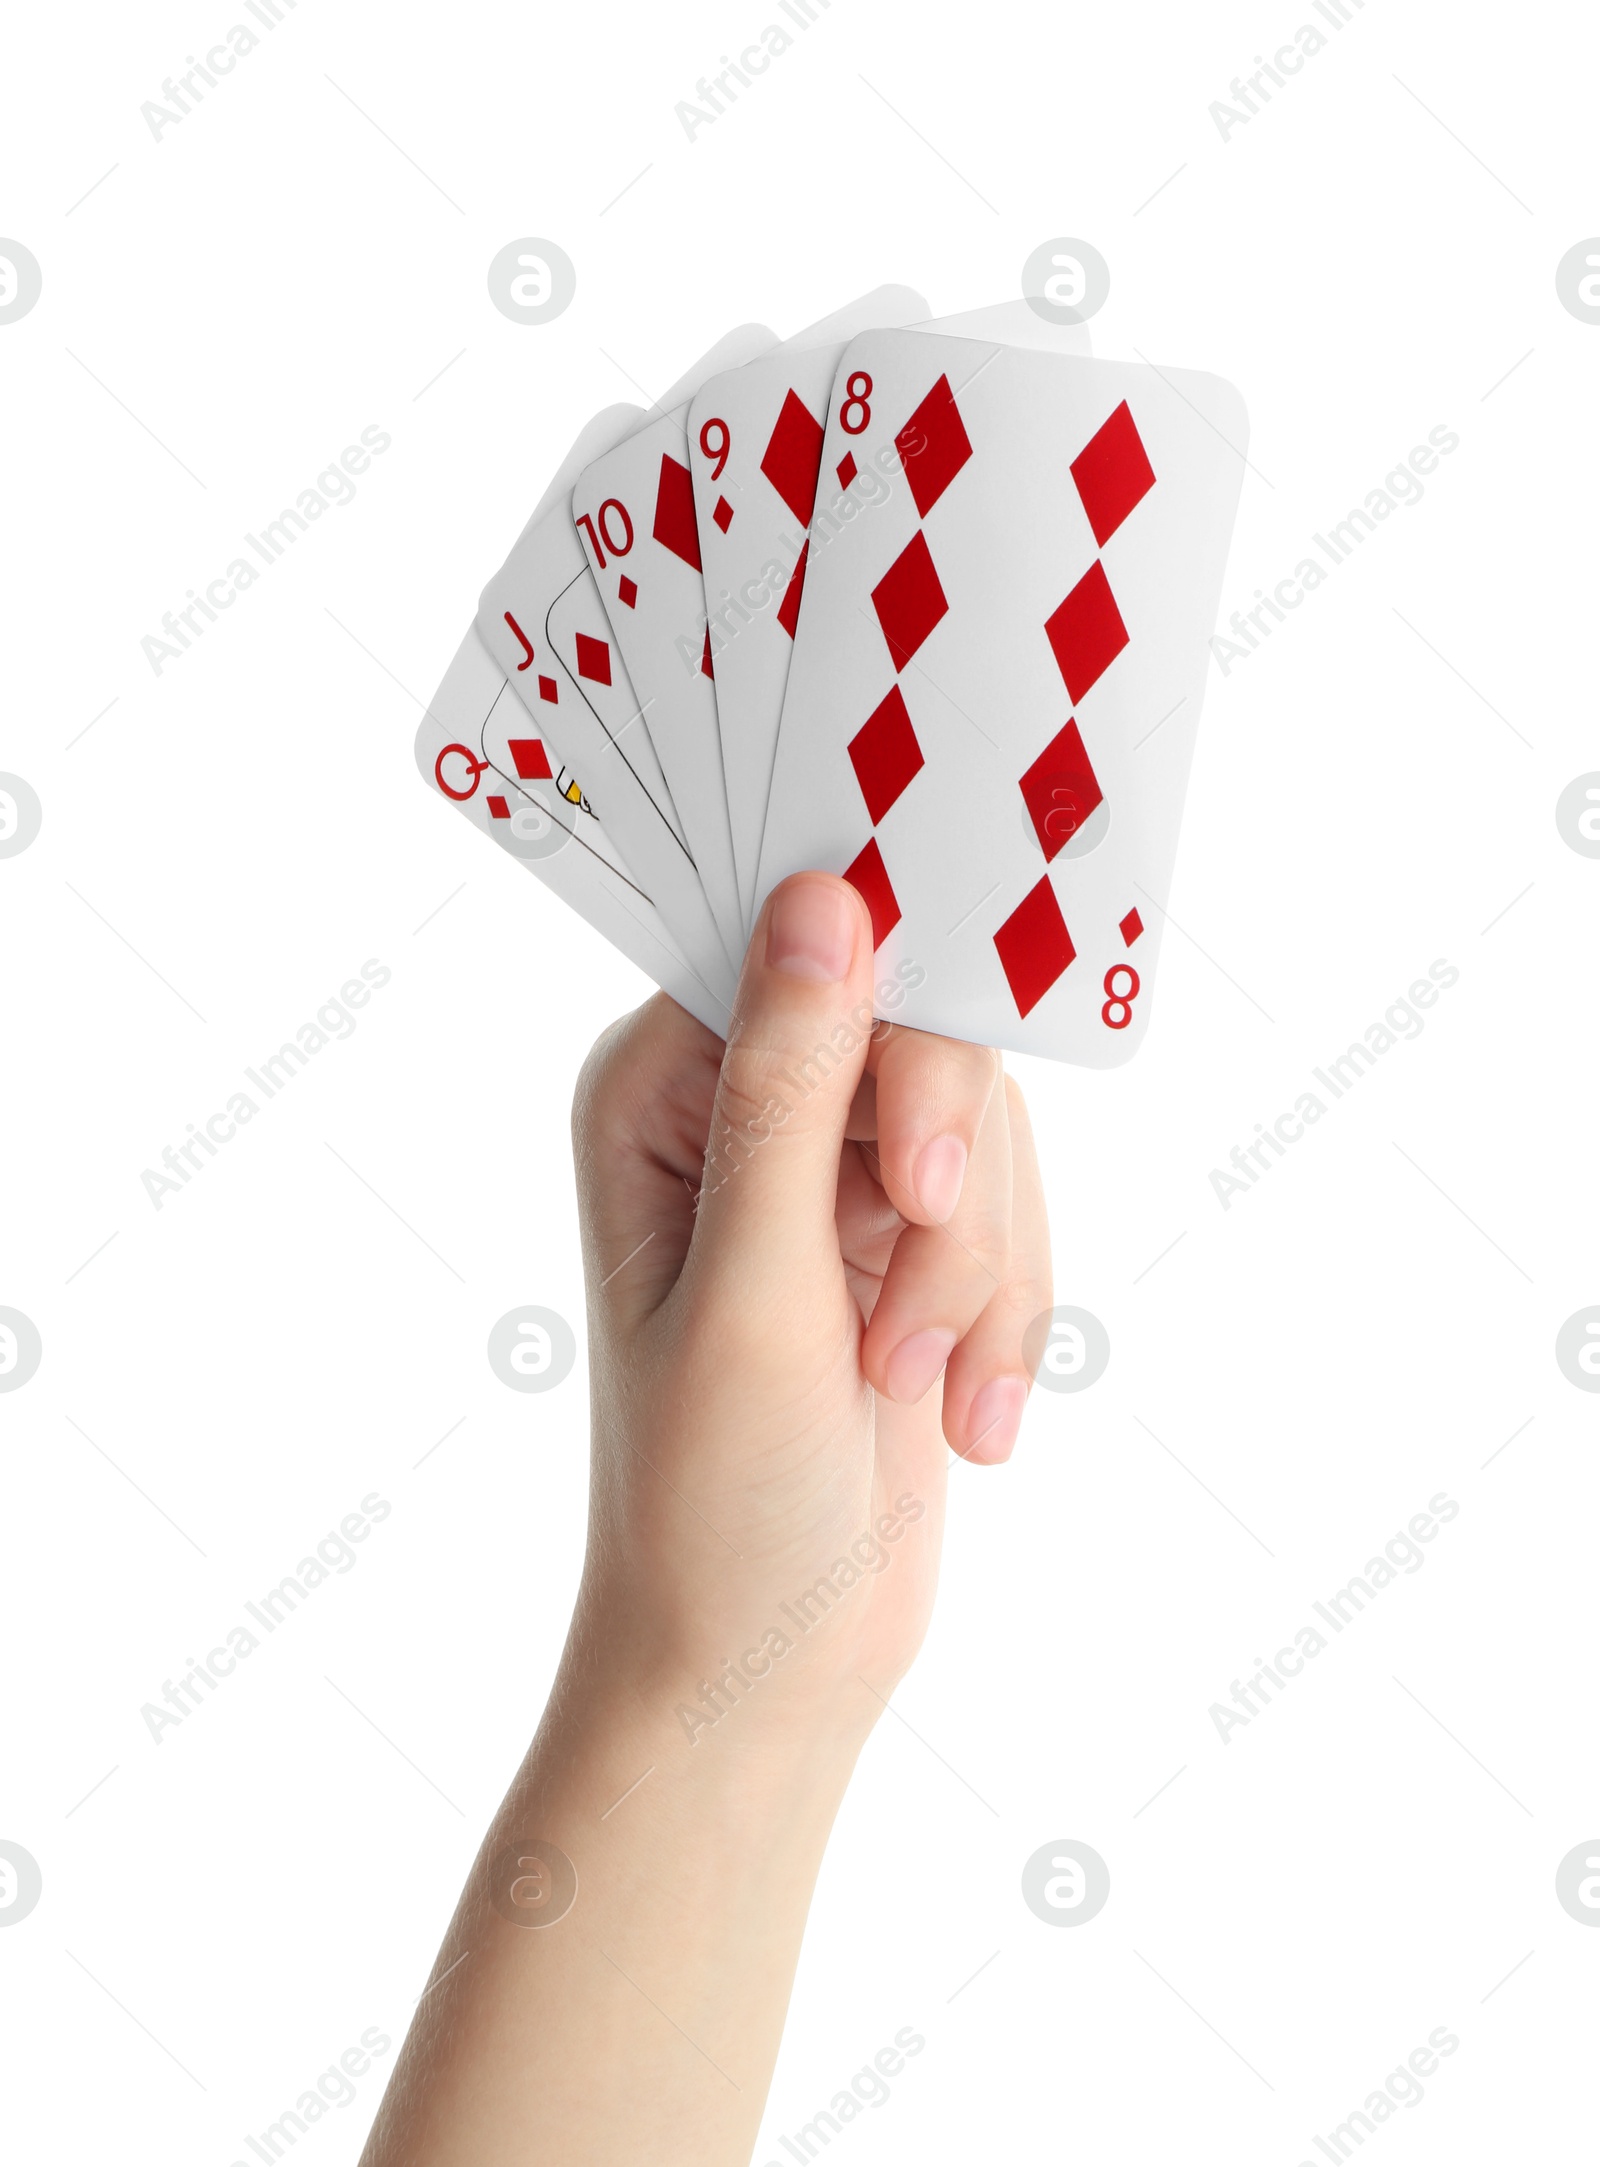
[947,1035,1003,1095]
[717,1020,859,1131]
[703,1047,801,1185]
[714,1041,788,1135]
[997,1254,1054,1339]
[951,1205,1011,1291]
[711,1061,771,1161]
[936,1047,1001,1136]
[572,994,713,1162]
[1007,1263,1054,1324]
[571,1014,636,1154]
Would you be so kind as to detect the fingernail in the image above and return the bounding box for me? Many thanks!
[913,1134,968,1223]
[885,1326,958,1405]
[966,1377,1027,1460]
[766,880,856,983]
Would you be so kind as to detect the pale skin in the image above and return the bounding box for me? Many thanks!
[359,872,1052,2166]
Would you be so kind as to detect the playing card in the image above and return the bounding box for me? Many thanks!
[478,330,780,999]
[414,627,730,1036]
[689,300,1093,932]
[567,417,749,957]
[755,330,1248,1065]
[485,496,738,1003]
[485,326,779,598]
[566,294,926,954]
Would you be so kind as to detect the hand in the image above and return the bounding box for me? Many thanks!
[569,870,1053,1731]
[359,873,1053,2167]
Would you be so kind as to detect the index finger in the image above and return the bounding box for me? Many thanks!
[861,1021,1003,1227]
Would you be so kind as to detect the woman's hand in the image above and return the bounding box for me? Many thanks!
[360,873,1051,2167]
[570,871,1052,1730]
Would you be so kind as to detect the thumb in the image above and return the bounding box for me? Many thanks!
[690,873,875,1286]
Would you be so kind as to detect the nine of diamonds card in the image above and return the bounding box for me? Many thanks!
[418,299,1247,1066]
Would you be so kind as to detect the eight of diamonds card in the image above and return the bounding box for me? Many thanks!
[755,330,1248,1066]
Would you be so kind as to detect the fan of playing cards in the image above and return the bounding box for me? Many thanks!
[415,285,1247,1064]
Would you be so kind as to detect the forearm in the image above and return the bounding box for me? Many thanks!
[360,1635,872,2167]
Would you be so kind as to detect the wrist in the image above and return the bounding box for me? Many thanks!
[562,1469,940,1764]
[547,1614,877,1815]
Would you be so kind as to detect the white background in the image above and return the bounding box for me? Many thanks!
[3,1,1597,2161]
